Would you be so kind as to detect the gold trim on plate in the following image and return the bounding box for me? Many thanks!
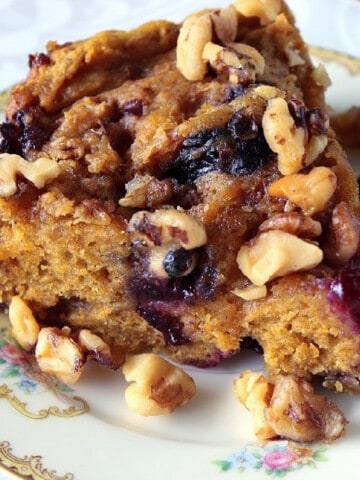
[310,45,360,74]
[0,441,74,480]
[0,385,89,420]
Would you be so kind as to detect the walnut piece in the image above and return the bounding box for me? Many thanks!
[177,5,262,84]
[262,98,328,175]
[258,212,322,238]
[78,329,125,369]
[119,174,172,208]
[122,353,196,416]
[176,13,213,81]
[35,327,85,385]
[252,84,282,100]
[202,41,265,84]
[268,167,337,216]
[304,134,328,167]
[128,208,207,249]
[234,371,276,439]
[232,284,267,301]
[233,0,282,26]
[0,153,61,197]
[311,63,332,89]
[8,296,40,351]
[210,6,238,44]
[237,230,323,286]
[128,208,207,279]
[262,97,306,175]
[265,375,347,442]
[176,4,269,84]
[284,46,305,67]
[323,201,360,266]
[234,371,347,442]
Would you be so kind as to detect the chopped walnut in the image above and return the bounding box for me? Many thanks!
[284,46,305,67]
[176,13,213,81]
[323,201,360,266]
[252,84,283,100]
[77,329,125,369]
[233,0,282,26]
[262,97,306,175]
[304,134,328,167]
[202,41,265,84]
[323,374,360,394]
[312,63,332,88]
[8,296,40,351]
[233,370,276,440]
[237,230,323,286]
[176,6,243,82]
[128,208,207,249]
[119,174,172,208]
[265,375,347,442]
[122,353,196,416]
[268,167,337,216]
[210,6,238,44]
[35,327,85,385]
[232,284,267,301]
[258,213,322,238]
[0,153,61,197]
[262,98,328,175]
[234,372,347,443]
[128,208,206,279]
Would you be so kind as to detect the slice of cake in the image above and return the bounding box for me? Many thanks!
[0,0,359,393]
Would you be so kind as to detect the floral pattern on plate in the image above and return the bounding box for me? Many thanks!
[213,441,328,477]
[0,315,89,419]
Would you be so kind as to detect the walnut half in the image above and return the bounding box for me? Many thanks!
[0,153,60,197]
[236,230,323,286]
[234,370,276,439]
[35,327,85,385]
[265,375,347,443]
[122,353,196,416]
[234,371,347,443]
[8,296,40,351]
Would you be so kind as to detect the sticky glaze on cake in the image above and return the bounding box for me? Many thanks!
[0,0,359,392]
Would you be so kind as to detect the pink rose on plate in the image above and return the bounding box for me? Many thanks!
[263,449,297,470]
[0,343,30,365]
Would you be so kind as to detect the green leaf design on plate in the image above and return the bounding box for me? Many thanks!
[212,460,233,471]
[1,365,20,378]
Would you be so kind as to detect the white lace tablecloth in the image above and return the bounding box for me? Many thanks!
[0,0,359,92]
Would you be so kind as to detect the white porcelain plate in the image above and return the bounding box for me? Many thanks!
[0,1,360,479]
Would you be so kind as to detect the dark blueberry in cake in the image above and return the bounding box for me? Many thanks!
[0,123,22,154]
[165,109,273,184]
[28,52,51,68]
[225,85,248,102]
[288,99,329,140]
[137,306,189,346]
[241,336,264,354]
[227,110,258,140]
[163,248,194,278]
[13,104,52,154]
[288,99,307,131]
[328,253,360,330]
[306,107,329,135]
[122,98,146,116]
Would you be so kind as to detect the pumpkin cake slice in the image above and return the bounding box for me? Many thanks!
[0,0,359,393]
